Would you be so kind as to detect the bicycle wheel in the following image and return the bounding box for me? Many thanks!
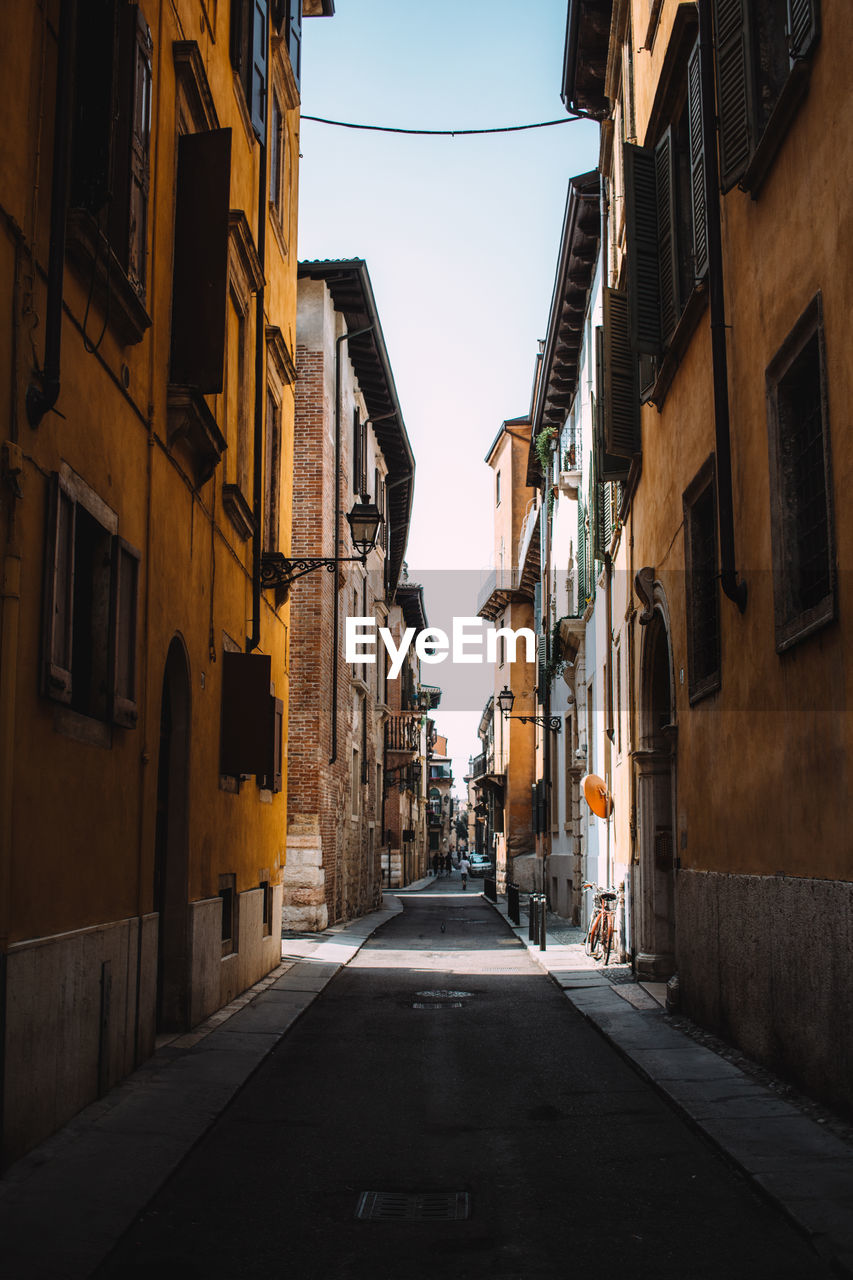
[581,911,601,962]
[599,913,613,965]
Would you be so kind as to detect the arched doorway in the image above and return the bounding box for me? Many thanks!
[153,636,191,1031]
[634,599,677,980]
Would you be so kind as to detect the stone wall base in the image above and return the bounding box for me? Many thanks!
[283,816,328,932]
[676,870,853,1116]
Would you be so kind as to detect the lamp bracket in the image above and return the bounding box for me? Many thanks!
[260,551,367,592]
[505,714,562,733]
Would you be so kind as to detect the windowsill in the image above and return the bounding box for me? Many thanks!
[222,483,256,540]
[648,283,708,411]
[687,672,721,707]
[741,61,811,199]
[66,209,152,347]
[268,204,289,261]
[53,704,112,748]
[166,385,227,487]
[775,594,836,655]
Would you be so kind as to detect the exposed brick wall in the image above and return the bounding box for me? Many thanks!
[288,337,384,923]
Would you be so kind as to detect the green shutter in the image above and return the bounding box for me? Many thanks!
[603,288,640,460]
[624,144,661,356]
[249,0,269,141]
[595,330,630,481]
[713,0,755,191]
[576,496,587,609]
[687,39,709,282]
[788,0,819,60]
[537,635,547,691]
[654,128,679,342]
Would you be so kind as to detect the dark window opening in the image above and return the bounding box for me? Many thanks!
[766,295,834,651]
[684,463,721,703]
[260,879,272,936]
[220,873,237,956]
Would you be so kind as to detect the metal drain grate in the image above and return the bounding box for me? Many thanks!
[356,1191,470,1221]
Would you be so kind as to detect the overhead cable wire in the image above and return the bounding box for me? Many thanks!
[299,114,594,136]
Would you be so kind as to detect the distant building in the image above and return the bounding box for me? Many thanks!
[284,260,415,927]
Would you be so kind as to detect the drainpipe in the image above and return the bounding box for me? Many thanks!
[698,0,747,613]
[27,0,77,427]
[248,79,269,651]
[330,325,374,763]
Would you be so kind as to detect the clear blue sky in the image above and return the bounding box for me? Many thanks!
[297,0,599,787]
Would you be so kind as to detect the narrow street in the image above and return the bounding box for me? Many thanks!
[95,882,828,1280]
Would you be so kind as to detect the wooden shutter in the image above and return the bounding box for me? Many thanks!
[602,288,640,461]
[576,496,587,608]
[221,652,273,776]
[170,129,232,393]
[353,409,361,494]
[537,635,547,691]
[109,536,141,727]
[713,0,755,191]
[788,0,819,60]
[249,0,269,141]
[126,9,152,299]
[624,144,661,355]
[287,0,302,91]
[687,40,709,282]
[654,129,679,342]
[533,580,542,634]
[594,334,630,482]
[42,473,75,704]
[265,696,283,792]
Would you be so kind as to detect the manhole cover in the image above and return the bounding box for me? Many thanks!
[415,990,473,999]
[356,1191,470,1221]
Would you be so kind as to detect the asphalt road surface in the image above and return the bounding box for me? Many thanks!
[96,882,830,1279]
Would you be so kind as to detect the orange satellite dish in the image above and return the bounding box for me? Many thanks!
[582,773,614,819]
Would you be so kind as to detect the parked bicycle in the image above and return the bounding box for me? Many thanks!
[582,883,617,964]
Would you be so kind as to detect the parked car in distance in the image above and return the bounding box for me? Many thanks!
[468,854,491,877]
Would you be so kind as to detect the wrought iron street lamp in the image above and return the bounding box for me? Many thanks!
[497,683,561,732]
[260,497,383,593]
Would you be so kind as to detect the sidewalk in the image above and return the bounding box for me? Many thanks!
[0,896,403,1280]
[485,889,853,1277]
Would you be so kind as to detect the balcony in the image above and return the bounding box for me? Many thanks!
[469,749,495,781]
[385,714,421,753]
[476,567,521,621]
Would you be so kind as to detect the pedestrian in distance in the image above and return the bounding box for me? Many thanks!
[432,852,440,877]
[458,854,471,890]
[444,852,452,877]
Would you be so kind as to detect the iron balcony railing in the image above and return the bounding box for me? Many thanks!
[469,749,494,780]
[385,713,422,753]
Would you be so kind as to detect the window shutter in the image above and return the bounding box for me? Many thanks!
[654,128,680,342]
[687,40,709,282]
[287,0,302,92]
[788,0,819,60]
[126,8,152,299]
[249,0,269,141]
[533,580,542,634]
[42,473,75,704]
[266,696,283,792]
[537,635,547,691]
[221,652,273,776]
[624,144,661,356]
[594,334,630,482]
[713,0,755,191]
[576,496,587,608]
[170,128,232,393]
[353,409,361,494]
[109,536,141,727]
[602,288,640,460]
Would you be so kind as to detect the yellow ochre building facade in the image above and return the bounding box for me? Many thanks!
[0,0,331,1162]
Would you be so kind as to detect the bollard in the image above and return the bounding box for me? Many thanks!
[531,894,540,945]
[539,894,547,951]
[528,894,535,941]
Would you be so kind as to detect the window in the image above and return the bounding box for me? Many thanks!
[684,458,721,702]
[220,652,282,789]
[270,91,285,222]
[231,0,268,140]
[223,214,264,532]
[614,646,622,756]
[42,469,139,728]
[353,409,364,495]
[714,0,820,194]
[564,713,574,824]
[352,749,361,818]
[219,873,237,956]
[623,30,707,363]
[766,293,835,652]
[495,471,502,506]
[264,388,281,552]
[260,879,272,936]
[70,3,152,307]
